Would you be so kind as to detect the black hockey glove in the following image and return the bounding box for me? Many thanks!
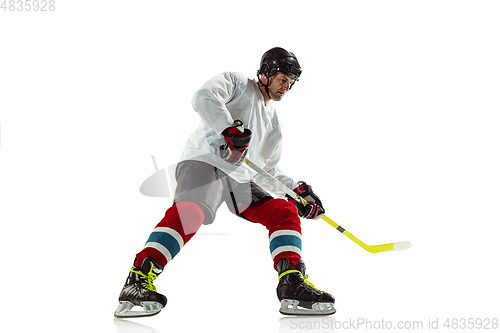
[220,120,252,165]
[287,181,325,219]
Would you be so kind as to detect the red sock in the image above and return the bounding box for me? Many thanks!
[135,201,205,268]
[241,198,302,270]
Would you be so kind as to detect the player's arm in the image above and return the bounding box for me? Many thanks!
[191,72,252,165]
[191,72,246,134]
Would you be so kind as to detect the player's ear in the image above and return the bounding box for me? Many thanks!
[259,74,269,85]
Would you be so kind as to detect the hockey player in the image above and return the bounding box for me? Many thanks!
[114,47,336,317]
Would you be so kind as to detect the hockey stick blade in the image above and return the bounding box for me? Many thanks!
[322,214,411,253]
[244,158,411,253]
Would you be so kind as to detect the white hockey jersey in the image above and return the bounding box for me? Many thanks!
[179,72,297,195]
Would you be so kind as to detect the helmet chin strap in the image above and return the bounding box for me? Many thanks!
[258,74,272,99]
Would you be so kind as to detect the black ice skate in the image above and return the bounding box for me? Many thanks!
[276,257,336,315]
[114,257,168,318]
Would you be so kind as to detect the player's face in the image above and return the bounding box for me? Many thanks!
[267,73,295,101]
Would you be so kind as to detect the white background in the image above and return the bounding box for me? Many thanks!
[1,1,499,332]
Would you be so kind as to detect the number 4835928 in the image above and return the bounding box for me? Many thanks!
[1,0,56,11]
[443,318,498,330]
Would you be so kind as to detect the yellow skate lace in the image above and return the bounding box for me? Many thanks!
[278,269,322,291]
[130,263,158,292]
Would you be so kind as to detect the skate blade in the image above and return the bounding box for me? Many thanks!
[114,301,164,318]
[279,299,336,316]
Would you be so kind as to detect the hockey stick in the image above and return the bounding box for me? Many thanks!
[244,158,411,253]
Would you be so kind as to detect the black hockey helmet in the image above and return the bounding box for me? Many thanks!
[257,47,302,97]
[258,47,302,80]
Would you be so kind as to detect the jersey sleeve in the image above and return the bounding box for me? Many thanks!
[268,165,298,191]
[191,72,248,134]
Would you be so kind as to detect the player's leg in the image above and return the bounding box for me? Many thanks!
[115,160,225,318]
[231,182,335,315]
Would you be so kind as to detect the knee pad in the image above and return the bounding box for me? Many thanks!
[174,201,205,234]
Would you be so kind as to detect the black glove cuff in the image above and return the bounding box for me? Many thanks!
[226,129,252,149]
